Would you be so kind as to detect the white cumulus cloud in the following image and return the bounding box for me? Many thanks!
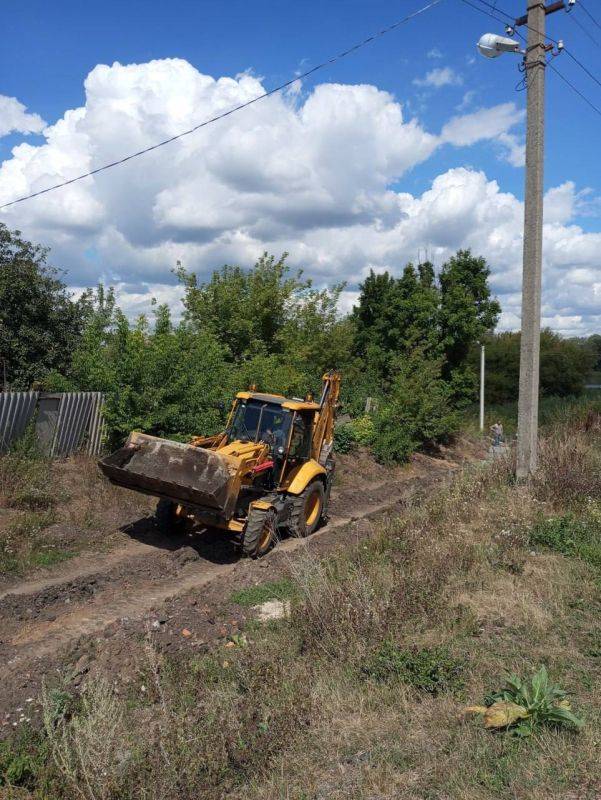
[413,66,463,88]
[0,58,599,335]
[0,95,46,137]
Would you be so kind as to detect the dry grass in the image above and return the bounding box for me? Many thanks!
[4,417,601,799]
[0,450,151,576]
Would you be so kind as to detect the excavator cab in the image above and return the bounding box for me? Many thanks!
[99,372,341,557]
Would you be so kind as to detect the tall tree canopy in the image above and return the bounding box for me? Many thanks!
[0,223,85,389]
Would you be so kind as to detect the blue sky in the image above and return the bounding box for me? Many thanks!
[0,0,600,333]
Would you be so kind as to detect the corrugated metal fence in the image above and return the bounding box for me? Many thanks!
[0,392,105,456]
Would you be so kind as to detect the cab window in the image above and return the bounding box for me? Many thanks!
[288,412,312,460]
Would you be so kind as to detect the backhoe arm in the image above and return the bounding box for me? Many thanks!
[311,371,341,464]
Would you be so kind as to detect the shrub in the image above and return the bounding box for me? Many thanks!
[372,354,459,464]
[333,423,357,454]
[349,414,375,446]
[362,641,464,694]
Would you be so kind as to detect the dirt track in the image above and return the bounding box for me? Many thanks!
[0,447,475,730]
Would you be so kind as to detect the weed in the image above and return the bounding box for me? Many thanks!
[467,666,583,736]
[530,510,601,569]
[0,509,67,574]
[362,642,464,694]
[230,578,296,607]
[42,677,128,800]
[489,524,529,573]
[534,429,601,507]
[0,725,47,789]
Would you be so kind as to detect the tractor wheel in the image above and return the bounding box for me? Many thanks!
[288,480,325,538]
[242,506,277,558]
[155,499,185,535]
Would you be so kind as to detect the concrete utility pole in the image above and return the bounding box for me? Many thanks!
[516,2,547,479]
[479,344,485,432]
[477,2,566,477]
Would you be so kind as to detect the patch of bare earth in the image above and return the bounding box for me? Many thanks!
[0,441,482,727]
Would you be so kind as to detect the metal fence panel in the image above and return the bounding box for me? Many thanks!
[0,392,105,456]
[0,391,39,453]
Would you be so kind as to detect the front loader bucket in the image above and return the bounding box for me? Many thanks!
[98,432,238,516]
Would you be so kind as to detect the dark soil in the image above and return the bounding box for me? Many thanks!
[0,439,485,734]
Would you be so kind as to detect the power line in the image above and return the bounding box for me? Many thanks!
[0,0,444,211]
[564,40,601,86]
[578,1,601,31]
[469,0,601,83]
[461,0,601,117]
[548,60,601,117]
[569,6,601,48]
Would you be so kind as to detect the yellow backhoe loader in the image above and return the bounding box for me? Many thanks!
[99,372,340,557]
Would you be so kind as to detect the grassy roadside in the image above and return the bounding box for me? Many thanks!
[2,411,601,799]
[0,443,150,577]
[463,392,601,440]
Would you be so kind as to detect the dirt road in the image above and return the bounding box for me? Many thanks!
[0,448,471,729]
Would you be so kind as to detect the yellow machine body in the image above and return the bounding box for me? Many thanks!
[99,372,341,551]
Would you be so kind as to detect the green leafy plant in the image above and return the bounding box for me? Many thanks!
[349,415,375,446]
[466,666,583,736]
[0,726,47,788]
[531,512,601,570]
[361,642,464,695]
[333,424,357,454]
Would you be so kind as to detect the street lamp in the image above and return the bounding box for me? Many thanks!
[477,33,523,58]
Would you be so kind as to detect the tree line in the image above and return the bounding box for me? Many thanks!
[0,222,596,461]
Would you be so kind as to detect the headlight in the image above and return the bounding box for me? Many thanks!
[277,446,285,455]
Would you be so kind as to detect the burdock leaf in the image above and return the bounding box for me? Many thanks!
[483,701,529,729]
[464,705,488,716]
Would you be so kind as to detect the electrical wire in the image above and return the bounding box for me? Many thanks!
[563,37,601,86]
[0,0,444,211]
[578,1,601,31]
[569,6,601,48]
[461,0,601,116]
[548,61,601,116]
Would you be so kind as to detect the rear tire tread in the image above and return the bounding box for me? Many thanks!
[288,480,325,538]
[243,506,276,558]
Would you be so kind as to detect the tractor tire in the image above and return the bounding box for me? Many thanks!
[242,506,277,558]
[155,499,185,535]
[288,480,325,538]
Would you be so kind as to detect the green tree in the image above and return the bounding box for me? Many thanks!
[352,262,440,390]
[0,223,85,389]
[177,253,309,360]
[479,329,595,403]
[439,249,500,402]
[371,350,459,464]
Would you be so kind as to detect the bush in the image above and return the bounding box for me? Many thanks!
[361,641,464,694]
[372,354,459,464]
[333,423,357,454]
[349,414,374,446]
